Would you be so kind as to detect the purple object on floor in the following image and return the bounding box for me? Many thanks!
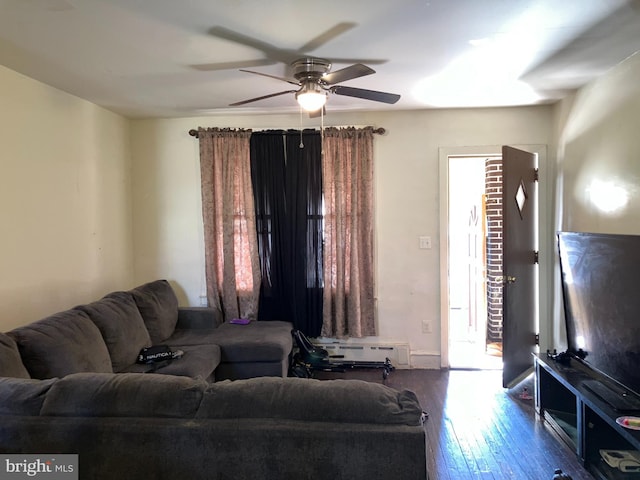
[229,318,251,325]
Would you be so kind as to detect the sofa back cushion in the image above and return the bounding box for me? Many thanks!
[0,332,30,378]
[9,310,113,379]
[76,292,152,372]
[130,280,179,344]
[41,372,206,418]
[196,377,424,426]
[0,377,57,416]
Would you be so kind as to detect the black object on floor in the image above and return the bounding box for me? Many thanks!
[553,468,573,479]
[290,330,395,380]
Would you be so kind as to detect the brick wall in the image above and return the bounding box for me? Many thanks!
[485,158,503,343]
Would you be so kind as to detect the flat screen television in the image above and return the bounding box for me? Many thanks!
[558,231,640,397]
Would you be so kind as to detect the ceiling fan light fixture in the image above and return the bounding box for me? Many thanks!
[296,83,327,112]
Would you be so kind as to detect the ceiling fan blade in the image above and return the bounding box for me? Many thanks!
[332,86,401,104]
[322,64,375,85]
[190,59,276,72]
[298,22,356,52]
[240,69,300,86]
[207,26,293,63]
[323,57,387,66]
[229,90,298,106]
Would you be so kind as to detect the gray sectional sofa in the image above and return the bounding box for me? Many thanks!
[0,373,427,479]
[0,280,428,479]
[6,279,294,381]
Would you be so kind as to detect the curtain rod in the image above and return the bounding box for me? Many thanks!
[188,127,386,138]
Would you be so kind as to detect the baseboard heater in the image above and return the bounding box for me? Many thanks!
[312,342,410,367]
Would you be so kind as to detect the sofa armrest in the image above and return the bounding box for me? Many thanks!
[177,307,222,330]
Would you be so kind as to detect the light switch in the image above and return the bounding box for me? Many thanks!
[419,236,432,249]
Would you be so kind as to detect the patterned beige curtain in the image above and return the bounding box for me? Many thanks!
[198,128,261,321]
[321,127,376,338]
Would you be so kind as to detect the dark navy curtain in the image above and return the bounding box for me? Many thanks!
[250,130,324,337]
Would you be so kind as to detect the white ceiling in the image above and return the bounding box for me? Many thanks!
[1,0,639,118]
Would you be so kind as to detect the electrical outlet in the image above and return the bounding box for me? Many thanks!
[422,320,432,333]
[199,295,208,306]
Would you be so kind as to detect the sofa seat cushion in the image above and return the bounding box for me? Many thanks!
[163,328,218,347]
[9,310,113,379]
[203,321,293,363]
[196,377,423,426]
[0,332,30,378]
[41,372,207,418]
[130,280,179,344]
[120,344,221,380]
[0,377,57,415]
[76,292,152,372]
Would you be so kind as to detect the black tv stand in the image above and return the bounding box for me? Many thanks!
[582,380,640,412]
[535,354,640,479]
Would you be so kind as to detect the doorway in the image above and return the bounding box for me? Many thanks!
[447,155,503,370]
[439,144,551,373]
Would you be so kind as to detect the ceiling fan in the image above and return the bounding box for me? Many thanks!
[230,57,401,113]
[197,23,400,113]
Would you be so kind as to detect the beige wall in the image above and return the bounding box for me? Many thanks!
[554,52,640,234]
[0,65,133,331]
[130,105,554,366]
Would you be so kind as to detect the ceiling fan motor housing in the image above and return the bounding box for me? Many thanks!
[292,57,332,83]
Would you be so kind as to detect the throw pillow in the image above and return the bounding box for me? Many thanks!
[9,310,113,379]
[130,280,179,343]
[197,377,424,426]
[76,292,152,372]
[41,372,206,418]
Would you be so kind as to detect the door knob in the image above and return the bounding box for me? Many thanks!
[496,275,517,284]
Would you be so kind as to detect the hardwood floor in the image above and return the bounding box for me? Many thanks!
[315,368,594,480]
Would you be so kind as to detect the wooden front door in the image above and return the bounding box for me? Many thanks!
[501,146,538,388]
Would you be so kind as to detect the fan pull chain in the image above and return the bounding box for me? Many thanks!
[299,106,304,148]
[321,106,324,157]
